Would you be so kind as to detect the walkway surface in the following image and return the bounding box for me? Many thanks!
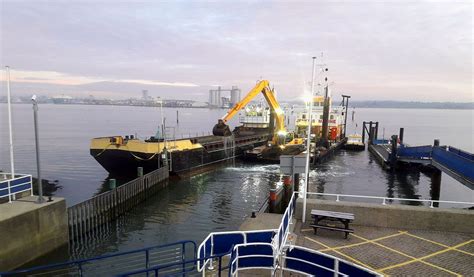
[294,220,474,276]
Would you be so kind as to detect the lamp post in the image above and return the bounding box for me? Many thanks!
[6,66,15,180]
[32,95,45,203]
[302,57,317,223]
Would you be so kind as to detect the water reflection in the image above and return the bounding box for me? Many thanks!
[68,161,273,260]
[308,150,446,207]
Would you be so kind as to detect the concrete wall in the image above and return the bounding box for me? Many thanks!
[0,197,69,271]
[296,198,474,234]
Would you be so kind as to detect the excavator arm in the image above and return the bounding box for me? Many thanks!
[212,80,287,145]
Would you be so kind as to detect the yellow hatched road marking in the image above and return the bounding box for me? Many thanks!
[351,233,466,276]
[319,231,407,252]
[403,232,474,256]
[304,236,379,272]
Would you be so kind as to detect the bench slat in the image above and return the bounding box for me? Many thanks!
[311,209,354,220]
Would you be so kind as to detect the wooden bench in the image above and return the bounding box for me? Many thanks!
[310,209,354,239]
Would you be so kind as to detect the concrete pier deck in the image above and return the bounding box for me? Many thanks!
[294,220,473,276]
[238,200,474,276]
[0,196,68,271]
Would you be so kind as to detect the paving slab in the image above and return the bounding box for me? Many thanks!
[293,220,474,276]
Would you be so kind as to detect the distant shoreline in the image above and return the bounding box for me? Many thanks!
[1,101,472,110]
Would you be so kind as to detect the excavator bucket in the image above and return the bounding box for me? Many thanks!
[212,119,232,136]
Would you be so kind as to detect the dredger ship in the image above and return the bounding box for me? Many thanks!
[90,80,305,175]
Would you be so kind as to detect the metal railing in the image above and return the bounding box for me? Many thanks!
[0,240,196,277]
[68,166,169,240]
[272,192,296,252]
[197,229,276,273]
[229,242,276,275]
[118,253,228,276]
[0,174,33,203]
[306,192,474,208]
[283,246,381,277]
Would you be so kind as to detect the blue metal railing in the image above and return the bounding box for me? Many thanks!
[229,242,276,276]
[0,174,33,203]
[197,229,276,272]
[117,253,229,276]
[0,240,196,277]
[284,246,380,276]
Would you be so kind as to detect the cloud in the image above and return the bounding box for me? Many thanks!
[0,1,471,101]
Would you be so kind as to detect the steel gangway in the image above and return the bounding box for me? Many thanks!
[1,193,380,276]
[397,145,473,188]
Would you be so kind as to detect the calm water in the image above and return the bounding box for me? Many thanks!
[1,104,473,261]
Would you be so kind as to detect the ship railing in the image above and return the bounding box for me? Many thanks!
[197,229,277,274]
[0,173,33,203]
[239,115,270,124]
[306,192,474,208]
[0,240,196,277]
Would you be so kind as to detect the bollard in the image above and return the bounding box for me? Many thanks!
[362,121,366,143]
[137,167,143,177]
[390,135,398,168]
[433,139,440,147]
[109,179,116,190]
[374,122,379,140]
[283,176,292,207]
[399,128,404,145]
[251,212,256,218]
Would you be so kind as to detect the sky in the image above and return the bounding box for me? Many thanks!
[0,0,472,102]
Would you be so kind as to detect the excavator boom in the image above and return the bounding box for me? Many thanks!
[212,80,286,145]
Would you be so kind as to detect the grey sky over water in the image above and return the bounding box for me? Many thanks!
[1,0,472,102]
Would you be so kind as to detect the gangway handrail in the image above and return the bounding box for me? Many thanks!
[283,245,381,277]
[117,253,229,277]
[0,240,196,276]
[229,242,276,275]
[197,229,276,271]
[306,192,474,208]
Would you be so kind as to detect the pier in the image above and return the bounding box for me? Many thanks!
[0,166,169,271]
[0,174,65,270]
[365,124,473,189]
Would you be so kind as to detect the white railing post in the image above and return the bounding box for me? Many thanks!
[336,195,340,202]
[8,179,12,203]
[334,259,339,277]
[208,235,214,270]
[430,201,434,208]
[30,176,34,196]
[382,198,386,205]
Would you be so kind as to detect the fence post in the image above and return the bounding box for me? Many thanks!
[109,179,116,190]
[137,167,143,177]
[334,260,339,277]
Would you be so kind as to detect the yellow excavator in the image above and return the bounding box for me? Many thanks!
[212,80,304,160]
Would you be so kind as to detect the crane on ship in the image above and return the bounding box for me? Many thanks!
[212,80,288,145]
[212,80,305,161]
